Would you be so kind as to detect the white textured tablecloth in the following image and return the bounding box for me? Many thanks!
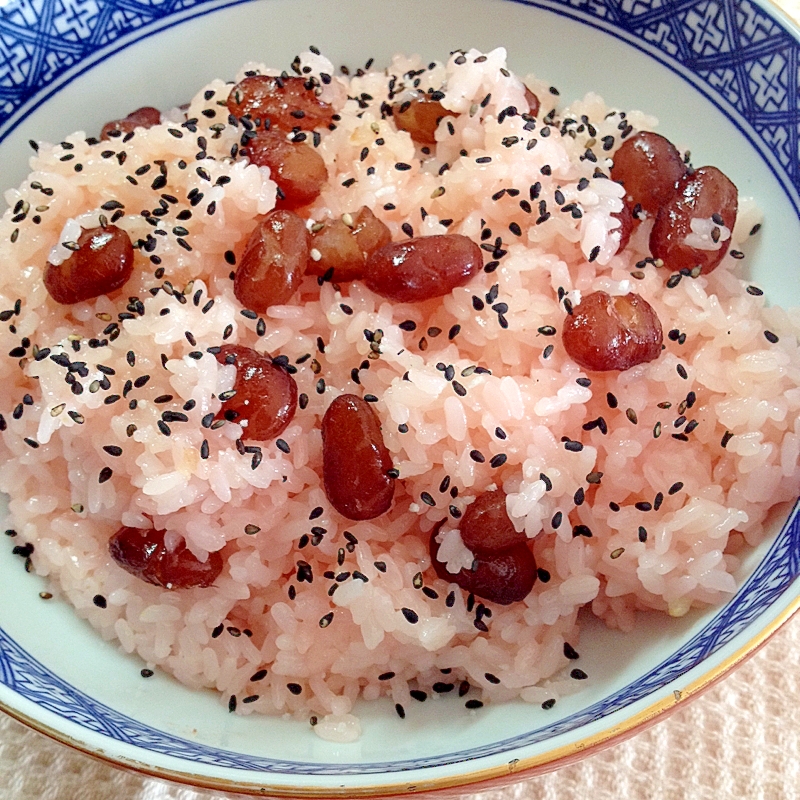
[3,0,800,795]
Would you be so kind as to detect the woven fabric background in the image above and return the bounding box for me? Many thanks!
[1,0,799,795]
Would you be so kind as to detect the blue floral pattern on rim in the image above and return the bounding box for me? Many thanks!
[0,0,799,776]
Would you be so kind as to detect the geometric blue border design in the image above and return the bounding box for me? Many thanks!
[1,0,799,776]
[2,0,800,216]
[0,501,797,774]
[513,0,800,215]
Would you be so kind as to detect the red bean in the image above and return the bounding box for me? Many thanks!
[612,202,634,254]
[44,225,134,305]
[321,394,395,520]
[109,526,223,589]
[393,96,447,145]
[650,166,738,275]
[429,525,536,606]
[233,210,309,311]
[214,345,298,440]
[226,75,334,131]
[562,291,663,372]
[100,106,161,140]
[306,207,392,282]
[524,87,540,118]
[241,130,327,209]
[364,235,483,303]
[610,131,686,217]
[459,490,527,555]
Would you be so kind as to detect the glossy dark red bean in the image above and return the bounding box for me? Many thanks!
[612,201,634,254]
[524,87,540,118]
[215,345,298,440]
[234,210,309,311]
[109,526,223,589]
[393,96,447,145]
[100,106,161,140]
[459,490,527,555]
[241,130,328,209]
[562,291,663,372]
[610,131,686,216]
[44,225,134,305]
[650,166,738,275]
[306,207,392,282]
[430,525,536,606]
[226,75,334,131]
[321,394,395,520]
[364,235,483,303]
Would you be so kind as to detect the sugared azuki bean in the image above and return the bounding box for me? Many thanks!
[612,202,634,255]
[460,490,527,555]
[650,166,738,275]
[240,130,327,209]
[364,235,483,302]
[524,87,540,119]
[321,394,395,520]
[234,210,309,311]
[610,131,686,216]
[429,525,536,606]
[109,526,223,589]
[226,75,334,131]
[306,207,392,281]
[44,225,134,305]
[393,95,448,145]
[215,345,297,440]
[562,291,663,372]
[100,106,161,140]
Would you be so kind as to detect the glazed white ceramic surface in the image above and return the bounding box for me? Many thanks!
[0,0,799,795]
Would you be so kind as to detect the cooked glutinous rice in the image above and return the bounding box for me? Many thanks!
[1,48,798,743]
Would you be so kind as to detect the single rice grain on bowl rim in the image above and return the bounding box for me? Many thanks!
[0,46,798,743]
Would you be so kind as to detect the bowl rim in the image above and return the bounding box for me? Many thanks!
[1,598,797,797]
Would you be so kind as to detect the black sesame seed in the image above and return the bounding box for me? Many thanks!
[564,642,580,660]
[98,467,113,483]
[570,668,588,680]
[401,607,419,624]
[465,699,484,710]
[92,594,107,608]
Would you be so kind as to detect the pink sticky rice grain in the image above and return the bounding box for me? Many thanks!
[0,48,798,741]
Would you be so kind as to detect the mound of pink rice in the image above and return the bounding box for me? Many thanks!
[1,48,798,742]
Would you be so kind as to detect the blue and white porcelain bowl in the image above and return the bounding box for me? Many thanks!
[1,0,799,795]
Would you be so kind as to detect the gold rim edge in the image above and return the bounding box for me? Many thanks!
[0,594,797,798]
